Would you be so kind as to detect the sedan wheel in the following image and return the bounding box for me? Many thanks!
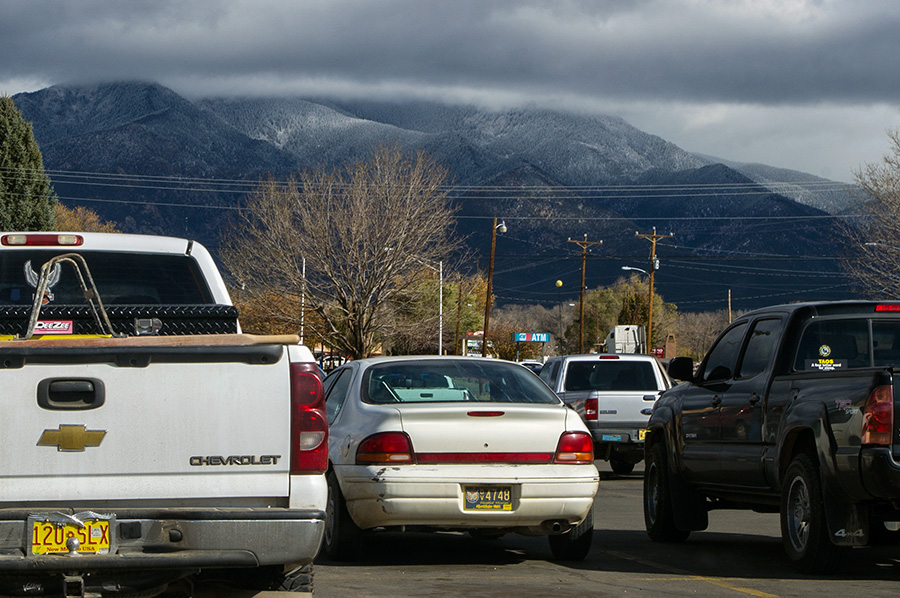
[548,506,593,561]
[323,470,362,561]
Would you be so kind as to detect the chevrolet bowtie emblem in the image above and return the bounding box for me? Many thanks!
[37,425,106,452]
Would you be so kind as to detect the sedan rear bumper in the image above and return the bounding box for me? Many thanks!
[337,464,599,531]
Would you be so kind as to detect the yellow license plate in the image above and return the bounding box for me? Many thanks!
[638,429,648,441]
[30,518,111,555]
[464,486,513,511]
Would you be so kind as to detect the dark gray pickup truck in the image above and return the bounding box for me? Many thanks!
[644,301,900,573]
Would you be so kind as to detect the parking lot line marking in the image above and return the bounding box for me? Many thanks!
[606,550,779,598]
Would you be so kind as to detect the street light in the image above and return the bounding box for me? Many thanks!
[413,257,444,355]
[621,266,649,276]
[482,218,507,357]
[622,266,652,354]
[555,280,563,353]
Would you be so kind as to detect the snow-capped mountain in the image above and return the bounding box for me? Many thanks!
[11,82,855,309]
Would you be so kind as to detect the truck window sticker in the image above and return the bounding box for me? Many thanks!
[794,319,870,371]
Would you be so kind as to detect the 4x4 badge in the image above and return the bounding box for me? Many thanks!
[37,425,106,452]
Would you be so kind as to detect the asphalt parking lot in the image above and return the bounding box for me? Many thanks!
[313,461,900,597]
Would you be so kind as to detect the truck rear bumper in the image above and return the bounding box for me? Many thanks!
[590,427,646,447]
[859,448,900,498]
[0,507,325,572]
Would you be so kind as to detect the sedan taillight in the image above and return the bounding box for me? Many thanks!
[356,432,415,465]
[554,431,594,463]
[862,385,894,446]
[290,362,328,474]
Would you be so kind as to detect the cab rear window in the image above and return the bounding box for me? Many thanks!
[0,250,213,305]
[793,319,900,371]
[564,360,659,391]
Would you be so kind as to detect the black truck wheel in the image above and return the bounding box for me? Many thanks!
[780,453,843,573]
[322,470,363,561]
[644,442,690,542]
[194,563,313,593]
[272,564,314,592]
[548,506,593,560]
[609,454,636,475]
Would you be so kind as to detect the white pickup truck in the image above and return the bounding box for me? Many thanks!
[539,353,672,474]
[0,232,327,597]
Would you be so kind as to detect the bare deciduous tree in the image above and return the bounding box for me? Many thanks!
[673,310,733,361]
[222,146,460,359]
[842,129,900,298]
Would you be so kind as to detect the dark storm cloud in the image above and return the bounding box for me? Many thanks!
[2,0,898,105]
[1,0,898,181]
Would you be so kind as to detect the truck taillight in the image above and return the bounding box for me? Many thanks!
[290,363,328,474]
[584,398,598,420]
[1,233,83,246]
[862,385,894,446]
[554,431,594,463]
[356,432,415,465]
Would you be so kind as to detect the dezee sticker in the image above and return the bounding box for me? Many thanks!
[34,321,73,334]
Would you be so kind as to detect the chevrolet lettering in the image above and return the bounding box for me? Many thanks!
[190,455,282,466]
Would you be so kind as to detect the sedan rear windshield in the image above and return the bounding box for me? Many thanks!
[0,250,213,305]
[564,360,659,392]
[364,359,561,404]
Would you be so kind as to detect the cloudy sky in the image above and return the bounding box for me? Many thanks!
[2,0,898,182]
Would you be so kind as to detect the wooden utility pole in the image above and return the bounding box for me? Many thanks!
[568,234,603,353]
[635,227,673,354]
[728,289,733,323]
[482,218,506,357]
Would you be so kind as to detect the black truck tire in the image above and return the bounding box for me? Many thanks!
[609,454,636,475]
[548,506,593,560]
[194,563,313,593]
[644,442,690,543]
[322,470,363,561]
[780,453,843,573]
[273,564,314,592]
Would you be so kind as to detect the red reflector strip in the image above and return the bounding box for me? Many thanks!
[356,452,414,464]
[467,411,505,417]
[416,452,553,464]
[876,304,900,312]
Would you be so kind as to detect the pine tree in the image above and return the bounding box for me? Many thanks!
[0,95,57,230]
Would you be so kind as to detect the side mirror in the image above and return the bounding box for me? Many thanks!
[667,356,695,382]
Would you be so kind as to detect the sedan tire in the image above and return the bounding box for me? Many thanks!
[548,506,593,560]
[323,470,363,561]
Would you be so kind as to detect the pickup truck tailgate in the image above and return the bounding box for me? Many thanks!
[0,335,291,502]
[583,389,659,428]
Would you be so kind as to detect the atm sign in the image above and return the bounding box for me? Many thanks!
[513,332,550,343]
